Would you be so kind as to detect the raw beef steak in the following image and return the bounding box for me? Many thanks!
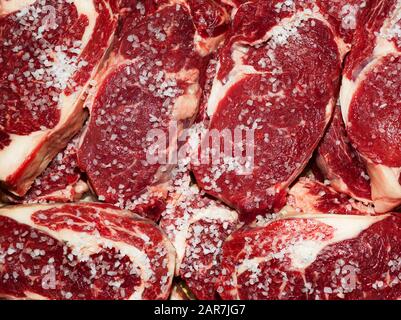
[341,0,401,212]
[0,0,116,196]
[316,105,371,202]
[160,180,239,300]
[192,1,343,222]
[217,213,401,299]
[288,178,375,215]
[0,203,175,300]
[78,0,229,216]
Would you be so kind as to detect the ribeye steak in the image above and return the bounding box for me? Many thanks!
[192,1,343,222]
[341,0,401,212]
[78,0,229,218]
[0,0,116,196]
[0,203,175,300]
[218,213,401,299]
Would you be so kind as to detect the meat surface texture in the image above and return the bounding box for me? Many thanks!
[224,0,372,46]
[341,0,401,212]
[160,180,239,300]
[315,0,373,46]
[22,133,88,203]
[316,105,372,202]
[0,0,116,197]
[288,178,375,215]
[1,130,88,204]
[192,1,343,222]
[0,203,175,300]
[78,0,229,217]
[217,213,401,300]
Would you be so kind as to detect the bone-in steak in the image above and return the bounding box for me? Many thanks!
[78,0,229,219]
[0,203,175,300]
[193,1,343,222]
[0,0,116,196]
[341,0,401,212]
[218,213,401,299]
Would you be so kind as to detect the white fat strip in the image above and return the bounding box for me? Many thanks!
[194,31,226,57]
[71,0,98,50]
[0,0,36,14]
[0,133,45,180]
[367,164,401,212]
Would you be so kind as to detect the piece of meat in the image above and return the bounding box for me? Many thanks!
[78,0,229,219]
[316,105,372,202]
[192,1,343,222]
[288,178,375,215]
[22,135,88,204]
[341,0,401,212]
[0,203,175,300]
[316,0,374,46]
[1,129,88,204]
[217,213,401,300]
[0,0,117,196]
[224,0,373,46]
[160,176,239,300]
